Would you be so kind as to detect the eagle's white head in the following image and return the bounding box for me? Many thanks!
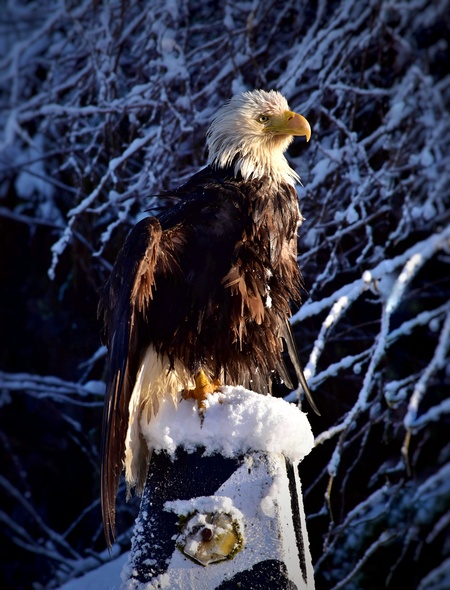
[206,89,311,186]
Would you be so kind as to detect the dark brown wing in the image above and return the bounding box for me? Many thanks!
[98,216,163,549]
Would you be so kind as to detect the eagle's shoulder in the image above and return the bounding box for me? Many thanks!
[156,165,248,233]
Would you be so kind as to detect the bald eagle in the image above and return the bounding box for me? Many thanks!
[99,89,319,549]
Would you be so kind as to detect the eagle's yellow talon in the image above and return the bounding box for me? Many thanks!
[181,370,221,412]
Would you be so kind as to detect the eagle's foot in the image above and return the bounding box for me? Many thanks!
[182,370,221,414]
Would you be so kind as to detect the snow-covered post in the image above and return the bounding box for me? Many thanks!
[121,387,315,590]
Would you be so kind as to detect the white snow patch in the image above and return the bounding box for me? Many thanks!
[165,495,242,521]
[140,386,314,464]
[260,467,283,518]
[345,204,359,223]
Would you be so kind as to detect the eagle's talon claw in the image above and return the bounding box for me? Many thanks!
[182,370,221,414]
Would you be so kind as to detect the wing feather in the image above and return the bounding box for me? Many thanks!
[98,216,163,549]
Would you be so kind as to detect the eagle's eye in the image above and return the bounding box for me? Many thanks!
[257,114,270,123]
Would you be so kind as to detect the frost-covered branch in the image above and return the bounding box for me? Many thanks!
[0,371,104,406]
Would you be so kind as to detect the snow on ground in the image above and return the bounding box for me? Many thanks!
[57,552,128,590]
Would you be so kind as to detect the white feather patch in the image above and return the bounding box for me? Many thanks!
[124,346,192,490]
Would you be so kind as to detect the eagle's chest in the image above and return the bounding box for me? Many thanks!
[149,182,301,362]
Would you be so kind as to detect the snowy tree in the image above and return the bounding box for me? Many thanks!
[0,0,449,588]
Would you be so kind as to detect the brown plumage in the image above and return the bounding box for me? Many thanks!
[99,89,319,549]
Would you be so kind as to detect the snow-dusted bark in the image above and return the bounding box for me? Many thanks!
[0,0,449,588]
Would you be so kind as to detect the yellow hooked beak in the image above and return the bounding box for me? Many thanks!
[266,110,311,141]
